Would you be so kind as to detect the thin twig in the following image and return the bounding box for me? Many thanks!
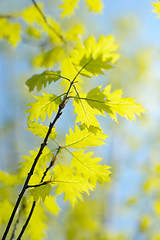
[0,14,17,19]
[2,102,65,240]
[16,146,61,239]
[31,0,64,41]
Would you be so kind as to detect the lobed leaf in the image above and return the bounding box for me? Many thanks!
[59,0,79,17]
[33,47,64,68]
[53,165,94,206]
[26,204,47,240]
[152,1,160,17]
[44,196,60,215]
[71,35,119,77]
[29,184,51,202]
[71,150,111,185]
[27,122,57,140]
[65,125,108,149]
[25,93,62,122]
[84,0,103,13]
[0,19,21,47]
[73,92,103,133]
[22,4,44,25]
[26,70,62,92]
[0,170,20,186]
[86,85,146,121]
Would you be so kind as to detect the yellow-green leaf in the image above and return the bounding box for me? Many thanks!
[44,196,60,215]
[53,165,94,206]
[26,204,47,240]
[0,19,21,47]
[86,85,145,121]
[73,92,103,132]
[152,1,160,17]
[84,0,103,13]
[65,125,108,149]
[71,150,111,185]
[59,0,79,17]
[29,184,51,202]
[26,70,62,92]
[0,200,13,225]
[25,93,62,122]
[71,35,119,77]
[0,170,20,186]
[22,4,44,25]
[27,122,57,140]
[33,47,64,68]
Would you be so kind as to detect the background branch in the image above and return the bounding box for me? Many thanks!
[31,0,64,41]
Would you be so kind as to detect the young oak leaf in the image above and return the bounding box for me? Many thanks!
[0,170,20,186]
[152,1,160,17]
[26,70,62,92]
[71,150,111,185]
[0,19,21,47]
[85,85,145,122]
[26,122,56,140]
[65,125,108,149]
[26,204,47,240]
[52,165,94,206]
[84,0,103,13]
[43,196,60,216]
[27,122,57,140]
[25,93,62,122]
[71,35,119,77]
[22,4,44,25]
[33,47,64,68]
[59,0,79,18]
[0,200,13,225]
[29,183,51,202]
[73,92,104,133]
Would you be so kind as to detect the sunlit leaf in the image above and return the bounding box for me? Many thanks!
[71,150,111,185]
[26,70,62,92]
[33,47,64,68]
[86,85,145,121]
[26,203,47,240]
[22,4,44,25]
[27,122,57,140]
[0,19,21,47]
[44,196,60,215]
[65,125,108,149]
[53,165,94,206]
[71,35,119,77]
[0,200,13,225]
[84,0,103,13]
[152,1,160,17]
[0,170,20,186]
[73,92,103,132]
[29,184,51,202]
[59,0,79,17]
[25,93,62,122]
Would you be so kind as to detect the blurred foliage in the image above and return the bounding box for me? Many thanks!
[0,0,160,240]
